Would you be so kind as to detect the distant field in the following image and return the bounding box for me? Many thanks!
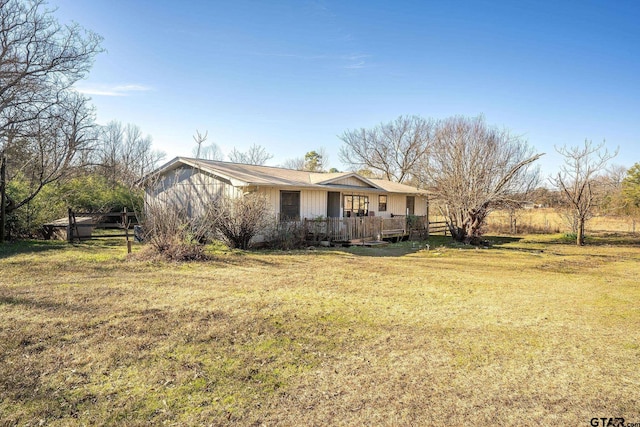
[1,235,639,426]
[486,208,639,235]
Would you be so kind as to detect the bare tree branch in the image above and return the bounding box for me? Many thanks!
[228,144,273,165]
[339,115,435,184]
[0,0,103,239]
[549,140,617,245]
[428,116,543,243]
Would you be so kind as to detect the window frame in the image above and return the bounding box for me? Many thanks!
[378,195,387,212]
[343,194,369,217]
[280,190,300,220]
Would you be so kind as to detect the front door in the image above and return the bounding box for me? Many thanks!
[406,196,415,216]
[327,192,341,218]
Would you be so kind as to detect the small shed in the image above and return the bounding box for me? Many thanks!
[43,216,94,240]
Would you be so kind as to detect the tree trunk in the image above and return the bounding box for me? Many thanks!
[0,155,6,244]
[577,217,585,246]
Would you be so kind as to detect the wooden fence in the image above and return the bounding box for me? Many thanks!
[427,221,449,236]
[43,208,138,245]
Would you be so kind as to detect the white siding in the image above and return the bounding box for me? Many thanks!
[414,195,428,216]
[301,190,327,218]
[387,194,404,215]
[253,186,279,215]
[370,194,390,218]
[146,166,240,218]
[386,194,428,216]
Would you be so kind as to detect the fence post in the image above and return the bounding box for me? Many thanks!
[124,207,132,253]
[67,208,73,243]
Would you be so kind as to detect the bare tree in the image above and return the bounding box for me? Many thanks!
[339,115,435,183]
[98,121,124,184]
[96,121,164,187]
[282,156,305,171]
[1,92,98,239]
[593,164,629,216]
[120,124,160,184]
[192,141,223,161]
[550,140,617,245]
[0,0,102,136]
[0,0,103,241]
[228,144,273,165]
[428,116,542,244]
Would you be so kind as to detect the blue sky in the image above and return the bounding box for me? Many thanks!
[51,0,639,177]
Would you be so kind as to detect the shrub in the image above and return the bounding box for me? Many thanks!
[209,193,272,250]
[58,174,143,214]
[262,220,308,250]
[4,175,66,239]
[140,198,216,261]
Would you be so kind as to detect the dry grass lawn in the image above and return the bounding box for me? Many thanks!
[487,207,639,234]
[1,234,639,426]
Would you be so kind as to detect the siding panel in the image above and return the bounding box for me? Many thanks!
[146,166,239,218]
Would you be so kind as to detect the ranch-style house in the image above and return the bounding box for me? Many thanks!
[144,157,429,243]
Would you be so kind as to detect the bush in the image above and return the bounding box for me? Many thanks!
[140,199,216,261]
[133,238,208,262]
[209,193,272,250]
[58,174,143,214]
[3,173,143,239]
[561,233,578,243]
[140,192,273,259]
[262,220,308,250]
[4,175,66,239]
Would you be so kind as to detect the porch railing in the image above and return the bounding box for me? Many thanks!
[302,216,426,242]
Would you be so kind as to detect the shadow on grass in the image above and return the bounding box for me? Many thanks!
[0,238,138,263]
[521,232,640,247]
[210,254,276,268]
[583,233,640,246]
[0,240,68,259]
[225,233,640,264]
[0,295,92,313]
[331,235,546,258]
[332,235,482,257]
[484,235,523,246]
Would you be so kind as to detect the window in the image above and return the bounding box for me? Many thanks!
[343,195,369,217]
[280,191,300,220]
[378,195,387,212]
